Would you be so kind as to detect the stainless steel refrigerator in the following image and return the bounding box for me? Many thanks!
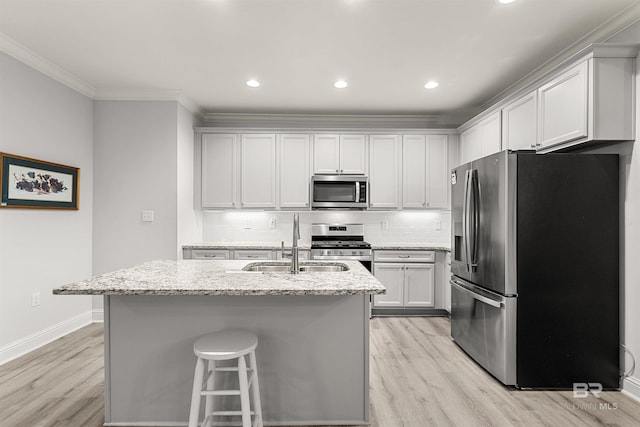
[450,150,619,389]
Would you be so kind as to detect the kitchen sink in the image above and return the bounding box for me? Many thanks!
[242,262,349,273]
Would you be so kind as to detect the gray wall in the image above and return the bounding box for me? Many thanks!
[0,52,93,360]
[592,21,640,398]
[92,100,198,311]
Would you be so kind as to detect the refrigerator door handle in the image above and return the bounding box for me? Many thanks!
[463,170,472,272]
[470,169,479,270]
[450,279,502,308]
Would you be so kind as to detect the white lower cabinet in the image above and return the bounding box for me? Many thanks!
[372,263,404,307]
[234,250,275,260]
[404,264,435,307]
[373,250,435,309]
[184,249,231,260]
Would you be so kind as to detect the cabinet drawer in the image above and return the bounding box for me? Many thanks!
[191,249,230,260]
[374,250,435,263]
[234,250,274,260]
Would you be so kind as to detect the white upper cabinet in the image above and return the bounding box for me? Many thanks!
[402,135,449,209]
[313,134,367,175]
[459,126,481,166]
[339,135,367,174]
[427,135,449,209]
[313,134,340,174]
[537,61,588,150]
[402,135,427,208]
[202,133,237,209]
[502,90,537,151]
[369,135,400,209]
[240,134,277,208]
[537,52,635,152]
[479,112,502,157]
[459,112,501,165]
[279,134,311,209]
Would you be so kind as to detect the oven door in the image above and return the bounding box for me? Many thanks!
[311,175,367,209]
[450,276,517,386]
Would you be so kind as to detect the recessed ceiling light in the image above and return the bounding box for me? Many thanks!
[246,79,260,88]
[424,81,439,89]
[334,80,348,89]
[497,0,516,4]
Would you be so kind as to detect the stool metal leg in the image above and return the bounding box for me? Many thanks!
[188,357,205,427]
[237,355,252,427]
[249,350,263,427]
[203,359,215,427]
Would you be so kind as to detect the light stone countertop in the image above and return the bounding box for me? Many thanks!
[370,243,451,251]
[183,242,312,250]
[183,242,449,251]
[53,259,385,296]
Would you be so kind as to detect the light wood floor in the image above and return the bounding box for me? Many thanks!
[2,317,640,427]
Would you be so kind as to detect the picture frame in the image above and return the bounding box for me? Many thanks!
[0,152,79,210]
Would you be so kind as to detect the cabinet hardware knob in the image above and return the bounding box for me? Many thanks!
[336,169,339,173]
[340,169,344,173]
[232,202,235,206]
[422,202,426,207]
[536,143,541,147]
[531,144,536,149]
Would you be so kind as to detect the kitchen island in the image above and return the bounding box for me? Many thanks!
[54,259,385,426]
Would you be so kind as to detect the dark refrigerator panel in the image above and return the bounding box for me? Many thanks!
[515,154,619,389]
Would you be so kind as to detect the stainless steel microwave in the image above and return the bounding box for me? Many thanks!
[311,175,368,209]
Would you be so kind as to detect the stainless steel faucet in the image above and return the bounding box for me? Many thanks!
[291,213,300,274]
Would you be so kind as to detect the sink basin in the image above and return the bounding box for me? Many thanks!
[242,262,349,273]
[242,264,293,272]
[299,264,348,272]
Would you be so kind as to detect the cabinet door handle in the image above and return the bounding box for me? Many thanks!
[398,255,411,258]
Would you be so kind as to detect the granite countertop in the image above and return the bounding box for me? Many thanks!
[183,242,312,250]
[370,243,451,251]
[53,260,385,296]
[183,242,449,251]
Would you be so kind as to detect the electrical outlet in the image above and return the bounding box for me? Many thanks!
[269,217,277,229]
[142,210,154,222]
[380,220,388,230]
[435,220,442,231]
[31,292,41,307]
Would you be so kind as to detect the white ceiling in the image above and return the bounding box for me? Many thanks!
[1,0,639,125]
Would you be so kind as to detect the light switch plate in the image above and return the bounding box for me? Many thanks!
[435,220,442,230]
[142,210,154,222]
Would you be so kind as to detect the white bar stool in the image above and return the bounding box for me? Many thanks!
[188,330,263,427]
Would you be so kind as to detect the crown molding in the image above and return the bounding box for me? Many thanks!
[0,32,96,98]
[94,88,203,118]
[201,113,461,129]
[478,7,640,114]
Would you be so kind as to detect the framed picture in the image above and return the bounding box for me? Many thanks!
[0,153,79,210]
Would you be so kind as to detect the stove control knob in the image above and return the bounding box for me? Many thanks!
[352,251,356,255]
[339,250,344,255]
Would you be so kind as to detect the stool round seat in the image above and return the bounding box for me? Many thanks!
[194,330,258,360]
[188,329,263,427]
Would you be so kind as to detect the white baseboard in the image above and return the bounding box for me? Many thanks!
[92,309,104,323]
[0,311,93,365]
[623,376,640,402]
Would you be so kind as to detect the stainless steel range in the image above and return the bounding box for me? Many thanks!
[310,224,372,271]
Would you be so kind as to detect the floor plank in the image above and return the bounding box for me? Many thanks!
[1,318,639,427]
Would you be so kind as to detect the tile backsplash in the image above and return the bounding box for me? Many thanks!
[200,210,451,246]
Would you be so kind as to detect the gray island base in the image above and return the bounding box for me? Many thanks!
[54,260,385,426]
